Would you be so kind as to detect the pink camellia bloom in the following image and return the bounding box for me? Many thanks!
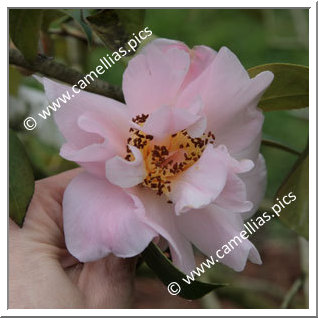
[42,39,274,274]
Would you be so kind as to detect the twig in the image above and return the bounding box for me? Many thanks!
[48,26,104,46]
[280,276,304,309]
[262,139,301,156]
[9,48,124,102]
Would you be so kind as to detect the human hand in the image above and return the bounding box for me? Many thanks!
[9,169,137,309]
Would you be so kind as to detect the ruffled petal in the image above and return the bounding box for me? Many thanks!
[147,38,189,53]
[181,45,217,89]
[123,40,190,116]
[60,143,113,176]
[233,132,262,163]
[105,145,146,188]
[148,39,217,90]
[240,154,267,220]
[170,144,253,215]
[129,187,196,274]
[176,206,262,271]
[213,173,253,213]
[63,172,157,262]
[176,47,274,155]
[139,104,206,141]
[41,78,130,176]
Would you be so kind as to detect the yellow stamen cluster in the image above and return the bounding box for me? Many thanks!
[125,113,215,198]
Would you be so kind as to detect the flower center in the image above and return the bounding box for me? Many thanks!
[124,114,215,197]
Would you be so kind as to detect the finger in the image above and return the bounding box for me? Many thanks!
[60,249,81,268]
[29,168,83,231]
[77,255,138,308]
[35,168,83,203]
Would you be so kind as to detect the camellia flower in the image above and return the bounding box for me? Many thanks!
[42,39,274,274]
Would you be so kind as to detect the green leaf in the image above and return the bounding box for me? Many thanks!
[86,9,145,54]
[9,130,35,227]
[9,66,22,96]
[9,9,44,62]
[277,144,308,240]
[142,242,225,300]
[41,9,67,32]
[248,63,309,111]
[62,9,93,45]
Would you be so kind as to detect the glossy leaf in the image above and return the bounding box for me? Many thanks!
[9,9,44,62]
[9,130,35,227]
[86,9,145,54]
[142,242,225,300]
[277,145,309,240]
[248,63,309,111]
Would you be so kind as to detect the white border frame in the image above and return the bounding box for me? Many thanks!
[3,1,316,316]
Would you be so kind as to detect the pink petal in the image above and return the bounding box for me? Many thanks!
[170,144,253,215]
[139,104,206,141]
[123,41,190,116]
[60,143,113,176]
[63,172,157,262]
[213,173,253,213]
[129,187,196,274]
[77,111,127,156]
[230,133,267,220]
[41,78,130,176]
[234,132,262,163]
[147,38,189,53]
[149,39,217,89]
[240,154,267,220]
[180,45,217,90]
[105,145,146,188]
[176,47,274,155]
[177,207,262,271]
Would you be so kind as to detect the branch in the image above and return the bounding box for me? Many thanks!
[9,48,124,102]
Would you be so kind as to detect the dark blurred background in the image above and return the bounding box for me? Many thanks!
[9,9,309,309]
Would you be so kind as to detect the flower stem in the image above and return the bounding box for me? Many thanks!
[261,139,301,156]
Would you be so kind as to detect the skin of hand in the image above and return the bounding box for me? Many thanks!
[9,168,137,309]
